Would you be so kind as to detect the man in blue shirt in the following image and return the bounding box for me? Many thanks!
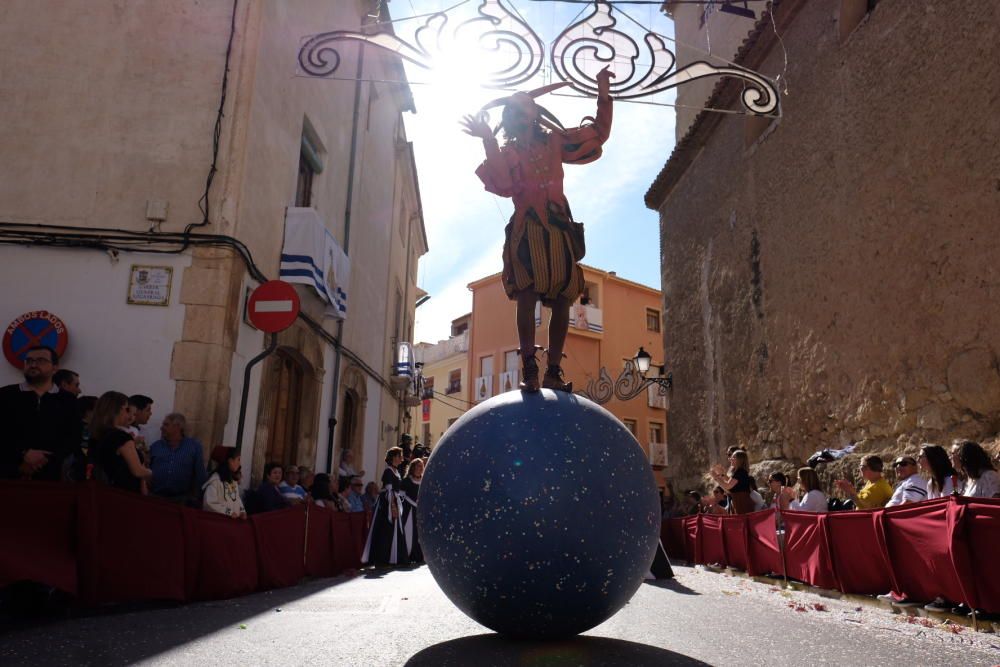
[150,412,207,503]
[346,476,365,512]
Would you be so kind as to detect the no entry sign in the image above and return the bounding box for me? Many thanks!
[3,310,70,369]
[247,281,300,333]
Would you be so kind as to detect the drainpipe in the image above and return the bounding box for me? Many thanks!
[324,37,365,475]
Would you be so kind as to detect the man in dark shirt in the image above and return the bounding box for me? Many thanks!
[53,369,81,396]
[0,345,80,480]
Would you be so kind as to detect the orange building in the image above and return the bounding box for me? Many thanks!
[467,265,670,489]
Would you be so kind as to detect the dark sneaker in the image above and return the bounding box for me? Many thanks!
[924,598,952,613]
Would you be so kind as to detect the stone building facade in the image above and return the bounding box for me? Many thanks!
[0,0,426,486]
[647,0,1000,486]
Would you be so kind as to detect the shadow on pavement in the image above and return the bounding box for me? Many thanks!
[643,577,700,595]
[404,634,710,667]
[0,576,354,667]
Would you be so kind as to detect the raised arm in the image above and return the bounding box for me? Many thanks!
[462,114,514,197]
[561,67,615,165]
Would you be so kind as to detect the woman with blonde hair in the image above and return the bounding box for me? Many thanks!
[709,448,755,514]
[779,467,828,513]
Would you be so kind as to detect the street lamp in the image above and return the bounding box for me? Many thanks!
[633,347,672,390]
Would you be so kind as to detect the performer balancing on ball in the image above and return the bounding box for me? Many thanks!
[461,67,614,393]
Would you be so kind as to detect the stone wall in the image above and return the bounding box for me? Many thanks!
[650,0,1000,487]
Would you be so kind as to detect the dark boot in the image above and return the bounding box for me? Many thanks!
[542,364,573,392]
[519,347,542,393]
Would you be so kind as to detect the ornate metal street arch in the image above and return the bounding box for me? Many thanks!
[298,0,779,116]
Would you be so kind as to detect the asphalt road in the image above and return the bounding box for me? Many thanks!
[2,563,998,666]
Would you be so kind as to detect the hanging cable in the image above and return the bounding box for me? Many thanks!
[186,0,239,237]
[0,220,396,392]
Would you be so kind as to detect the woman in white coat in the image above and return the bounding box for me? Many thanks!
[202,447,247,519]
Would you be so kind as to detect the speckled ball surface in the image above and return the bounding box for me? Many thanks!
[418,389,660,639]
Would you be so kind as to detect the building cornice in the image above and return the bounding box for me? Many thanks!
[644,0,805,210]
[466,264,662,295]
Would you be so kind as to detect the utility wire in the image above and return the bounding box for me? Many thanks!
[0,221,395,392]
[188,0,239,236]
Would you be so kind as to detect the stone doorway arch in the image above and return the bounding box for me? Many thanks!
[251,345,321,483]
[337,365,368,475]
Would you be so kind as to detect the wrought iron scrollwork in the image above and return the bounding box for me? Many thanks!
[613,360,648,402]
[579,365,615,404]
[576,361,671,406]
[551,1,777,114]
[298,0,779,116]
[298,0,543,89]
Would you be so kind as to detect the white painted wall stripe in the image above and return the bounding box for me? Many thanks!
[254,300,294,313]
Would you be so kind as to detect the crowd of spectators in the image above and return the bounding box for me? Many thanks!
[660,439,1000,617]
[0,344,402,525]
[663,441,1000,523]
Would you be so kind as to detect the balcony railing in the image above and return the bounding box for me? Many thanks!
[534,302,603,334]
[474,375,493,402]
[569,303,603,333]
[499,370,519,393]
[649,441,668,468]
[647,384,668,410]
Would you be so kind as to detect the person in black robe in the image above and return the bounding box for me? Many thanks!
[400,458,424,563]
[362,447,410,567]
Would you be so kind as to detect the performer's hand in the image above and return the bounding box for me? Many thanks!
[460,114,493,141]
[596,65,615,97]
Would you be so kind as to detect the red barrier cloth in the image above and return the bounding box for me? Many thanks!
[782,511,837,590]
[879,498,969,605]
[192,511,258,600]
[745,509,781,576]
[79,484,190,604]
[962,498,1000,613]
[722,515,749,571]
[348,512,367,560]
[0,481,78,594]
[251,506,306,589]
[662,519,687,560]
[682,515,701,563]
[330,512,366,572]
[700,514,727,566]
[330,513,355,574]
[825,510,892,595]
[305,504,336,578]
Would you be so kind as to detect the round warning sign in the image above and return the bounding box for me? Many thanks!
[3,310,70,369]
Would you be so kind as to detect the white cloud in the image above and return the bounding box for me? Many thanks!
[414,240,503,344]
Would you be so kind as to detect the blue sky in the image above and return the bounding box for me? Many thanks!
[398,0,678,343]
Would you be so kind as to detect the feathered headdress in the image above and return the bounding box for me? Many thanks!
[478,81,571,135]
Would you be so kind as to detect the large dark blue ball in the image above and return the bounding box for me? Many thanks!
[418,389,660,639]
